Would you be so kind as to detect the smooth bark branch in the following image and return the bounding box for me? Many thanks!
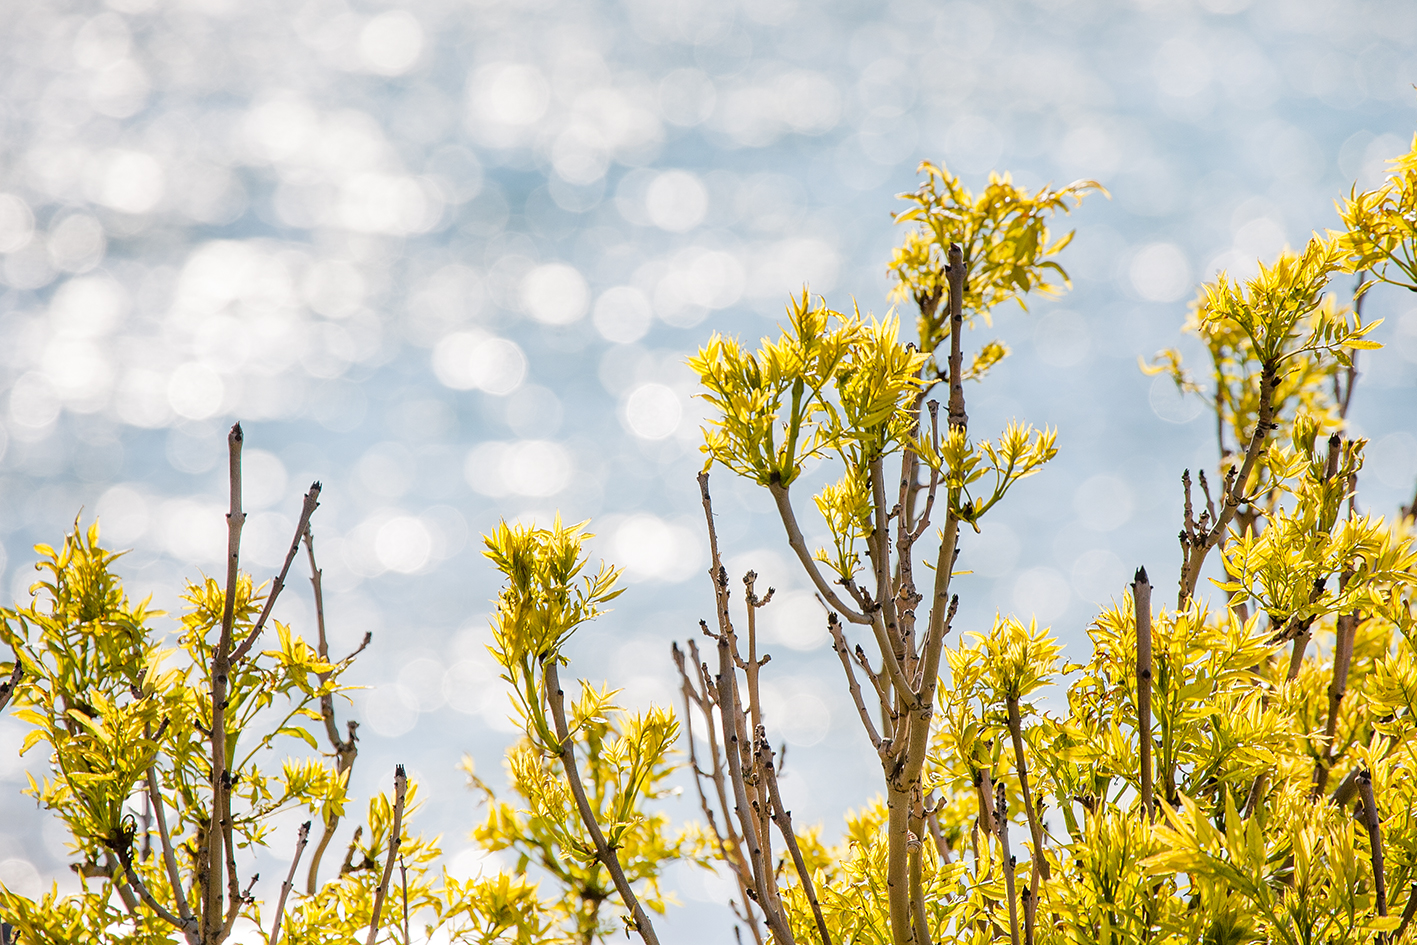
[1179,363,1278,606]
[996,783,1020,945]
[1358,770,1388,917]
[1005,695,1050,881]
[909,833,931,945]
[303,523,364,894]
[767,482,869,625]
[113,842,199,938]
[828,615,884,750]
[207,422,246,942]
[923,790,950,863]
[231,483,322,663]
[364,765,408,945]
[1133,568,1154,820]
[945,243,967,432]
[270,821,310,945]
[1395,882,1417,943]
[145,766,195,929]
[545,662,663,945]
[868,458,902,668]
[1316,612,1357,793]
[760,737,832,945]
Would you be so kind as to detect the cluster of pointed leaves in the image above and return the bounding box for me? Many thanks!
[1335,133,1417,293]
[463,690,690,943]
[0,526,569,944]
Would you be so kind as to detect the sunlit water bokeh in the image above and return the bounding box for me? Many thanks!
[2,0,1416,939]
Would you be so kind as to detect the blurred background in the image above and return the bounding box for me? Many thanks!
[1,0,1415,939]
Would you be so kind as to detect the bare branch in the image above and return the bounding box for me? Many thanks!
[231,483,323,664]
[1133,568,1153,820]
[206,421,246,942]
[270,821,311,945]
[145,764,195,928]
[1359,770,1388,918]
[365,765,408,945]
[545,663,662,945]
[759,735,832,945]
[827,615,883,750]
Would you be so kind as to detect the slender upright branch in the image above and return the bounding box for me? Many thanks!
[1133,568,1153,819]
[206,422,246,943]
[145,765,195,928]
[996,782,1020,945]
[1316,612,1357,794]
[1358,770,1388,918]
[760,735,832,945]
[270,821,311,945]
[1179,363,1279,606]
[545,662,663,945]
[231,483,322,664]
[828,615,884,750]
[303,524,363,894]
[365,765,408,945]
[1004,694,1050,881]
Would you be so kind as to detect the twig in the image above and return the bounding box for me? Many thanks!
[303,523,363,894]
[1315,611,1357,794]
[231,483,322,663]
[1005,693,1050,881]
[270,821,311,945]
[206,422,246,942]
[1179,363,1279,606]
[545,662,663,945]
[1358,770,1387,918]
[760,734,832,945]
[365,765,408,945]
[1394,882,1417,943]
[827,615,883,750]
[145,764,196,931]
[400,854,410,945]
[996,782,1020,945]
[112,839,200,938]
[1134,568,1153,820]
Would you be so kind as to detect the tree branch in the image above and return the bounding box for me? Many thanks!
[364,765,408,945]
[1133,568,1153,820]
[544,663,663,945]
[827,614,883,750]
[759,735,832,945]
[270,821,310,945]
[231,483,322,664]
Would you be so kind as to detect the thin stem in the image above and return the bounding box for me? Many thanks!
[996,782,1020,945]
[113,841,200,938]
[1133,568,1153,820]
[1358,770,1387,918]
[1005,695,1049,881]
[1315,613,1356,795]
[365,765,408,945]
[206,422,246,943]
[760,737,832,945]
[270,821,311,945]
[1179,363,1279,606]
[828,615,884,750]
[231,484,322,664]
[767,482,869,625]
[545,662,663,945]
[303,525,364,894]
[146,765,195,928]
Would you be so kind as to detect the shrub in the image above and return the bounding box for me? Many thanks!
[3,134,1417,945]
